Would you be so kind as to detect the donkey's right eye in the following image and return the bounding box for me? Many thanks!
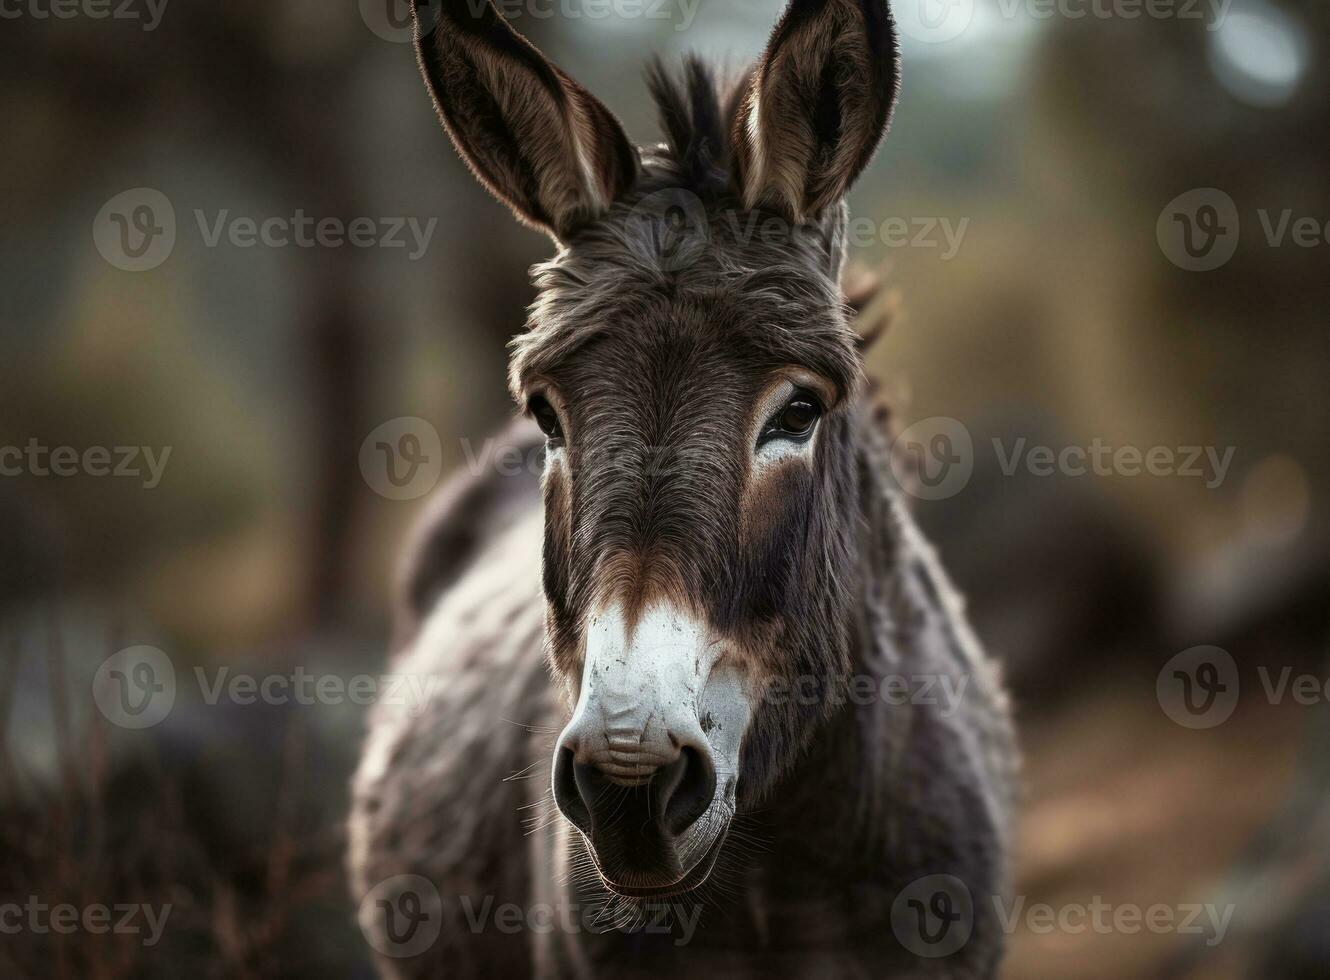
[529,396,564,442]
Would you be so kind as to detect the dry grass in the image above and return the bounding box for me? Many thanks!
[0,625,350,980]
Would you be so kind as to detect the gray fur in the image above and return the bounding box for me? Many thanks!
[351,1,1018,976]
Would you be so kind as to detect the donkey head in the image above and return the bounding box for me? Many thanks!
[416,0,899,898]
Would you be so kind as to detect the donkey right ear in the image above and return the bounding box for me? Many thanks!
[414,0,639,241]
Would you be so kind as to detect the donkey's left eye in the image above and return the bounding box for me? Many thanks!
[529,396,563,442]
[761,390,823,445]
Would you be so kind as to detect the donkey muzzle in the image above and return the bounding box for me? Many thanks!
[551,601,748,895]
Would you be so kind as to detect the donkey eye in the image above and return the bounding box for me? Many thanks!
[761,390,823,445]
[529,396,563,442]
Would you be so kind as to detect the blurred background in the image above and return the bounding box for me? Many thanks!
[1,0,1327,976]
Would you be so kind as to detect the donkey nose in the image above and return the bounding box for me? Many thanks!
[553,737,717,842]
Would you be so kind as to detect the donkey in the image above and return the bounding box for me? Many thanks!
[350,0,1018,976]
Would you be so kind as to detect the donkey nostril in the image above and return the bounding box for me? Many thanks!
[660,746,716,837]
[552,746,591,836]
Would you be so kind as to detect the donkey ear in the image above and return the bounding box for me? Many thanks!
[414,0,639,241]
[732,0,900,223]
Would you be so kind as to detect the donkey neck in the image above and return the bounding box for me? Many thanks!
[745,412,947,880]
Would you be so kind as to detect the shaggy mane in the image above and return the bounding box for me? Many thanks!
[644,55,747,194]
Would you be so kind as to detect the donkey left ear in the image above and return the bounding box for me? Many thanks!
[414,0,639,241]
[732,0,900,223]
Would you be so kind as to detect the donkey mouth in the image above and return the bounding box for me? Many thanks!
[594,826,728,899]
